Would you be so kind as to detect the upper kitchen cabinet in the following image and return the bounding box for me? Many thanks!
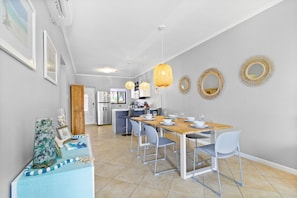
[131,81,151,99]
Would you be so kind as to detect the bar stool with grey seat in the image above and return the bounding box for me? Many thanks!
[122,108,134,136]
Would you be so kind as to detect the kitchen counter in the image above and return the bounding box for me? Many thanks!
[112,108,161,134]
[112,107,159,112]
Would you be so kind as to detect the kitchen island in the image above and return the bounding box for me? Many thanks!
[112,108,161,134]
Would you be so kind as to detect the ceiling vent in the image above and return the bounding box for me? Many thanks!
[45,0,73,26]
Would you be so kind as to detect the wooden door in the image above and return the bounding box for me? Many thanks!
[71,85,85,134]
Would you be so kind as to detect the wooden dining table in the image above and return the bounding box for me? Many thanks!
[131,115,233,179]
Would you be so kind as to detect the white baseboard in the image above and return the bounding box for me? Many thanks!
[240,152,297,176]
[190,138,297,176]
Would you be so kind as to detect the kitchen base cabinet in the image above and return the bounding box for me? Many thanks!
[112,108,161,134]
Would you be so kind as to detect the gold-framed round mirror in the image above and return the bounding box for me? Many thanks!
[240,56,273,86]
[179,76,191,94]
[198,68,224,99]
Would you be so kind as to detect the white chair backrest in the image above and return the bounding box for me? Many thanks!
[215,131,240,155]
[144,125,158,146]
[130,119,140,136]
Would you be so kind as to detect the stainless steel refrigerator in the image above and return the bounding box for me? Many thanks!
[97,91,112,125]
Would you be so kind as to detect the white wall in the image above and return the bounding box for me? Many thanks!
[0,0,76,197]
[156,0,297,170]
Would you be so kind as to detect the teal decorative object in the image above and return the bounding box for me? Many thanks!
[33,118,57,169]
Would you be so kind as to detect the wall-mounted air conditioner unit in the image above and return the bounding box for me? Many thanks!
[45,0,73,26]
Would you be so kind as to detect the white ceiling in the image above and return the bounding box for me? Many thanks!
[61,0,282,78]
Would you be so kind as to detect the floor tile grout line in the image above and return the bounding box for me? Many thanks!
[88,125,297,198]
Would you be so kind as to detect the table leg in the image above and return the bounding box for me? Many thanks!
[159,128,164,137]
[180,132,215,179]
[211,130,217,170]
[180,134,187,179]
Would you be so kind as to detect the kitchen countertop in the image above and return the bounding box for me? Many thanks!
[112,108,159,111]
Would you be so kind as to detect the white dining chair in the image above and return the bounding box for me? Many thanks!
[192,130,243,198]
[143,124,178,176]
[129,119,147,158]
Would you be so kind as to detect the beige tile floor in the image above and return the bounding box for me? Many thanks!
[86,125,297,198]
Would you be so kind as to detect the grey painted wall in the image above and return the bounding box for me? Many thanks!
[0,1,76,197]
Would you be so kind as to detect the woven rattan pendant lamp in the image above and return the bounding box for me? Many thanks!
[154,25,173,87]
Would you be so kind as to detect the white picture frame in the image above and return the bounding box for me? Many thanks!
[56,126,72,142]
[43,30,58,84]
[0,0,36,70]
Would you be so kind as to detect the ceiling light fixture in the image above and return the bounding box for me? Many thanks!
[125,62,135,90]
[97,67,117,73]
[153,25,173,88]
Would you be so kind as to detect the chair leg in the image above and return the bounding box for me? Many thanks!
[129,133,134,151]
[238,150,244,186]
[143,144,147,164]
[186,138,198,154]
[217,150,244,187]
[170,142,179,171]
[136,136,145,158]
[193,148,197,173]
[192,150,222,197]
[216,159,222,198]
[136,136,140,157]
[172,132,179,153]
[153,147,158,175]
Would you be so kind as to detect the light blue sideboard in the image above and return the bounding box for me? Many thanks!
[11,136,94,198]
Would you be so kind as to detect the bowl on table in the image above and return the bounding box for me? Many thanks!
[193,120,205,127]
[163,118,173,124]
[145,114,153,120]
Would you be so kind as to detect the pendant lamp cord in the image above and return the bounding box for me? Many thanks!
[159,25,165,64]
[161,29,164,64]
[128,63,131,80]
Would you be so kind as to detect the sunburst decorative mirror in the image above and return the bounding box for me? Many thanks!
[240,56,273,86]
[179,76,191,94]
[198,68,224,99]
